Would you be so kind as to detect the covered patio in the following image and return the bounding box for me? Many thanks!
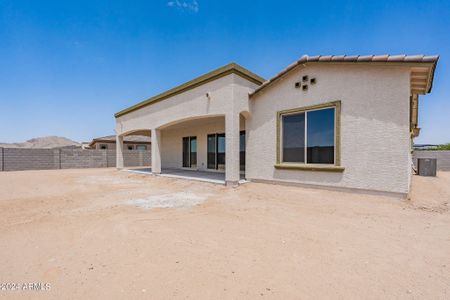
[115,63,263,186]
[118,112,248,185]
[127,167,246,185]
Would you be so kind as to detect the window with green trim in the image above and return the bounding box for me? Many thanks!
[278,102,340,166]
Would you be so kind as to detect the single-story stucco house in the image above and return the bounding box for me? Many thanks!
[88,135,150,151]
[115,54,438,196]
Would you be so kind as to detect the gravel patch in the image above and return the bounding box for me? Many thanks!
[126,192,208,209]
[78,175,142,185]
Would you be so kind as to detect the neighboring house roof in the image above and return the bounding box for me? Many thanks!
[413,144,439,150]
[250,54,439,97]
[89,135,151,147]
[115,63,265,118]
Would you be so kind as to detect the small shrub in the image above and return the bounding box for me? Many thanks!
[436,143,450,150]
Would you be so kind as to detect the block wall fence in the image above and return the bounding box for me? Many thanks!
[0,148,151,171]
[412,150,450,171]
[0,148,448,172]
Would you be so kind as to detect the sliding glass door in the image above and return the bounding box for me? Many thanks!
[207,132,245,171]
[182,137,190,167]
[190,137,197,168]
[207,134,216,169]
[240,131,245,171]
[207,133,224,170]
[216,133,225,170]
[182,136,197,168]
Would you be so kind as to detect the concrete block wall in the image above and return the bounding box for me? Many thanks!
[53,149,61,169]
[3,148,57,171]
[60,149,107,169]
[0,148,151,171]
[107,150,116,167]
[142,150,151,166]
[123,150,142,167]
[0,148,3,171]
[413,151,450,171]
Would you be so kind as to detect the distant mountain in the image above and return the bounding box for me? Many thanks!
[0,136,81,149]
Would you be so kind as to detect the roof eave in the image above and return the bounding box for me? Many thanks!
[426,56,439,93]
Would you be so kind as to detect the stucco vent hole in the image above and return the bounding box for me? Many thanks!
[302,75,309,82]
[302,84,308,91]
[310,78,316,84]
[295,82,301,88]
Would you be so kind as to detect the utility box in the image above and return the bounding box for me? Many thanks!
[417,158,437,176]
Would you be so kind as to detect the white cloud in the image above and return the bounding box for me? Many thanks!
[167,0,199,13]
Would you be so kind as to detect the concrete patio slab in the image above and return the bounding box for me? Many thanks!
[126,167,246,185]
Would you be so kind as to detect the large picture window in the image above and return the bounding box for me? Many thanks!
[306,108,335,164]
[282,113,305,163]
[277,101,342,171]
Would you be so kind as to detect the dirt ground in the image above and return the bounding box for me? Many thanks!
[0,168,449,299]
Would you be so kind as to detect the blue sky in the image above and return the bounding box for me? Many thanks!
[0,0,448,144]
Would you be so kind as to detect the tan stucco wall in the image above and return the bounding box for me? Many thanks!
[246,64,412,194]
[116,74,258,134]
[116,64,414,193]
[115,73,258,182]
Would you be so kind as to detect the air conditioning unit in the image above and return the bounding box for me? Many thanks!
[417,158,437,176]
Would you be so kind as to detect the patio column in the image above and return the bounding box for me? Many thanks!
[116,135,124,169]
[225,113,240,185]
[151,128,161,174]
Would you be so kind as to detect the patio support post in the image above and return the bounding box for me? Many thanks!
[116,135,124,169]
[225,113,240,186]
[151,128,162,174]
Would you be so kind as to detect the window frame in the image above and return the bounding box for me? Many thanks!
[136,145,147,151]
[275,100,344,172]
[207,133,226,170]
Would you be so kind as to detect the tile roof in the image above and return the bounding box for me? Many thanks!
[250,54,439,97]
[298,54,439,63]
[89,135,151,147]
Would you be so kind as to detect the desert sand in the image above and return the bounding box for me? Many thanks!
[0,168,449,299]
